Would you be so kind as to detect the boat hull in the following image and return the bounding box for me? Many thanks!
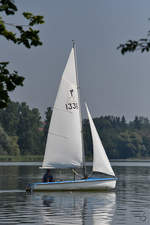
[31,177,117,192]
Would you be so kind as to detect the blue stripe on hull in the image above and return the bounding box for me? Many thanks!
[32,177,117,186]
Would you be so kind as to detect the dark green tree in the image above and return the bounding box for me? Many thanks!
[0,101,20,135]
[133,116,141,130]
[0,125,20,155]
[118,19,150,54]
[117,131,146,158]
[121,115,126,128]
[0,0,44,108]
[82,114,150,159]
[17,102,42,155]
[42,107,52,148]
[83,119,93,159]
[0,101,43,155]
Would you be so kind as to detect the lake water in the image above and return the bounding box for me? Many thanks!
[0,162,150,225]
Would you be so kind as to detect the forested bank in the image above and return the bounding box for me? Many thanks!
[0,101,52,157]
[1,101,150,160]
[83,115,150,159]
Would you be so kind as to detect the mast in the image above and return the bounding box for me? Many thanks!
[72,40,87,177]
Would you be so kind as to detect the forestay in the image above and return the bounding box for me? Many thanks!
[85,103,115,177]
[42,48,83,169]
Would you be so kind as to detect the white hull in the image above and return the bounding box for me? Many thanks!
[31,177,117,192]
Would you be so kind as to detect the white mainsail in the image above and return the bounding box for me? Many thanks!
[42,48,83,169]
[85,103,115,177]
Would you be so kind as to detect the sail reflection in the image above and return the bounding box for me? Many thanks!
[32,192,116,225]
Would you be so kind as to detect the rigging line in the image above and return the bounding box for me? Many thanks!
[72,169,83,178]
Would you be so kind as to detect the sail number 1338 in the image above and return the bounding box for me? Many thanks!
[65,103,78,110]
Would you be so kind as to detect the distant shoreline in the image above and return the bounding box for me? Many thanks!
[110,159,150,162]
[0,155,150,162]
[0,155,43,162]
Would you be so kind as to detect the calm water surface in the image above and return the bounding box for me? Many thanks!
[0,162,150,225]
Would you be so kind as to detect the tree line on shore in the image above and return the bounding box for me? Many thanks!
[1,101,150,159]
[0,101,51,156]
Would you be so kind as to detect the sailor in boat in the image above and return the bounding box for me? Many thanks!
[26,169,53,193]
[42,169,54,182]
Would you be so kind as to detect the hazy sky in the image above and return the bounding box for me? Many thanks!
[2,0,150,120]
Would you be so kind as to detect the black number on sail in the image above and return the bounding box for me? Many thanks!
[65,103,78,110]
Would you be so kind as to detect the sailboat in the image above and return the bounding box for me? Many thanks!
[30,43,117,191]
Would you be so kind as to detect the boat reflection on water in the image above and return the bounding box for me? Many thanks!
[32,192,116,225]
